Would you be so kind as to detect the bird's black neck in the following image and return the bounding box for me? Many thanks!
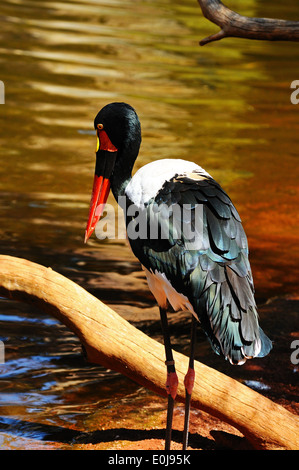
[110,159,132,200]
[111,126,141,200]
[110,140,140,201]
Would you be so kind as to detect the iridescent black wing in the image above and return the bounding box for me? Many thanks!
[126,171,272,364]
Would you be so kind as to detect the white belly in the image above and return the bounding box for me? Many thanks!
[143,266,198,319]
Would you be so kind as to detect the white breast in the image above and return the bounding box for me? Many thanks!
[125,158,209,208]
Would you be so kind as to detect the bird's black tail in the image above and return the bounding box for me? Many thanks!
[192,266,272,365]
[256,326,273,358]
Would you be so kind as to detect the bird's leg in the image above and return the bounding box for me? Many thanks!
[159,307,178,451]
[182,314,197,450]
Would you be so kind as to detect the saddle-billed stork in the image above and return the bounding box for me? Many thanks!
[84,102,272,450]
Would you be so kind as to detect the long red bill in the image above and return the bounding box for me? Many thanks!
[84,175,111,243]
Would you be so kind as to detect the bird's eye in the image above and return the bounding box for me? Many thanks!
[97,124,104,130]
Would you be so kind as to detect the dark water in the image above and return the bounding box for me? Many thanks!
[0,0,298,449]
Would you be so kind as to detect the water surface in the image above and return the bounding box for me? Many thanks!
[0,0,298,449]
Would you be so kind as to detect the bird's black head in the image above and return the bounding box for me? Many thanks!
[85,102,141,242]
[94,102,141,153]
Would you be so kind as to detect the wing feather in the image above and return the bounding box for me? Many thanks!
[125,171,272,364]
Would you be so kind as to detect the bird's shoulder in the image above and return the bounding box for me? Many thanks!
[126,166,249,278]
[153,169,248,258]
[155,169,239,219]
[126,159,207,208]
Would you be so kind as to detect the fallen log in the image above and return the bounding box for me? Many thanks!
[0,254,298,450]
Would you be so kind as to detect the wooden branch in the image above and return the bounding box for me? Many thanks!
[197,0,299,45]
[0,254,298,450]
